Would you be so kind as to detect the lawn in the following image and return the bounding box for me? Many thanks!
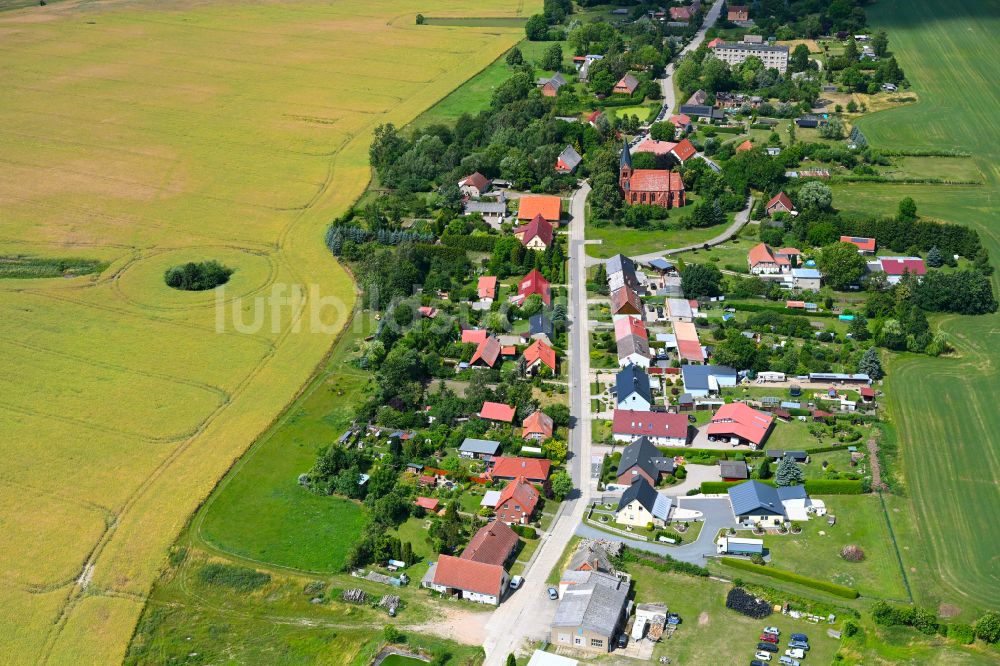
[659,229,758,269]
[585,219,734,259]
[0,0,536,658]
[761,495,909,601]
[827,0,1000,617]
[627,564,843,666]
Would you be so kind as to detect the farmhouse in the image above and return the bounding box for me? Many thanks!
[556,145,583,174]
[517,195,561,222]
[840,235,876,254]
[619,143,686,209]
[514,214,554,251]
[707,402,774,449]
[459,438,501,460]
[458,172,491,198]
[522,409,554,441]
[538,72,566,97]
[616,436,676,485]
[516,269,552,306]
[462,520,519,566]
[616,363,652,411]
[550,572,630,653]
[523,339,557,374]
[765,192,795,216]
[495,477,540,525]
[479,401,516,423]
[748,242,790,275]
[424,555,508,605]
[491,456,552,482]
[612,409,690,447]
[615,477,673,527]
[681,364,738,398]
[616,332,651,368]
[613,73,640,95]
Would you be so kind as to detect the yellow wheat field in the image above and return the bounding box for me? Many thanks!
[0,0,532,662]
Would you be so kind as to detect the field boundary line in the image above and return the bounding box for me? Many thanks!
[877,490,914,604]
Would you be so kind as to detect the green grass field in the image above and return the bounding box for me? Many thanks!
[825,0,1000,618]
[586,218,734,259]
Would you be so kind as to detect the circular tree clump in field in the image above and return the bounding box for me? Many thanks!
[164,260,233,291]
[840,544,866,562]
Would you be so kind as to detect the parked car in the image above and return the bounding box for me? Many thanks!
[667,612,681,625]
[753,651,772,662]
[547,587,559,600]
[778,657,799,666]
[785,648,805,659]
[764,626,781,636]
[790,633,809,643]
[617,634,628,649]
[760,633,779,643]
[756,642,778,653]
[788,640,809,651]
[509,576,523,590]
[751,661,767,666]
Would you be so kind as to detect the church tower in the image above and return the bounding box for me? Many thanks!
[619,140,632,192]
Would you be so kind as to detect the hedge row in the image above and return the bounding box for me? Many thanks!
[719,558,860,599]
[441,234,497,252]
[701,479,866,495]
[622,549,710,577]
[661,447,766,459]
[726,300,838,319]
[701,480,764,493]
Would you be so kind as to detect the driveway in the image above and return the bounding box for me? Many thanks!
[663,463,722,495]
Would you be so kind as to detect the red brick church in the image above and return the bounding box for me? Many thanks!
[619,141,686,208]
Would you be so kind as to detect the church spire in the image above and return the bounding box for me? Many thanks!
[620,139,632,170]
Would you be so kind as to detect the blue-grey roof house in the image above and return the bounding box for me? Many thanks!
[727,480,807,526]
[616,364,652,411]
[681,364,738,398]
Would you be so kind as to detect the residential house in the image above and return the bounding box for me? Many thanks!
[669,4,695,22]
[556,145,583,174]
[517,195,562,222]
[477,276,498,304]
[877,256,926,284]
[423,555,508,605]
[775,247,802,264]
[491,456,552,482]
[669,113,692,134]
[619,142,686,208]
[719,459,749,481]
[415,496,440,512]
[632,137,697,165]
[495,477,540,525]
[748,242,790,275]
[687,89,708,105]
[461,328,488,345]
[678,103,726,121]
[613,73,640,95]
[765,192,795,216]
[670,137,698,163]
[458,172,491,198]
[707,402,774,448]
[607,253,640,292]
[765,450,809,463]
[585,110,604,127]
[673,321,705,364]
[577,54,604,81]
[513,213,554,251]
[714,41,789,73]
[727,5,749,21]
[681,364,738,398]
[550,571,630,653]
[523,339,557,374]
[538,72,567,97]
[610,284,643,319]
[790,267,822,290]
[461,520,519,566]
[567,541,617,574]
[614,314,647,342]
[840,235,876,254]
[612,409,690,447]
[665,297,695,322]
[615,477,673,527]
[736,139,754,153]
[479,401,516,423]
[727,480,813,526]
[516,269,552,306]
[616,363,652,411]
[528,313,554,345]
[463,200,507,228]
[470,335,502,368]
[616,333,651,368]
[522,409,554,441]
[418,306,437,319]
[459,438,501,460]
[616,436,676,485]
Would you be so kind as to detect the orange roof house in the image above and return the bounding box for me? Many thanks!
[736,140,754,152]
[671,138,697,162]
[522,410,555,441]
[517,269,551,306]
[614,315,648,341]
[495,477,540,525]
[727,5,749,21]
[766,192,795,216]
[517,195,561,222]
[706,37,725,48]
[479,401,516,423]
[462,328,488,345]
[415,496,440,512]
[477,276,498,301]
[613,73,640,95]
[470,336,502,367]
[523,339,557,373]
[706,402,774,448]
[840,235,877,254]
[430,555,507,602]
[491,456,552,482]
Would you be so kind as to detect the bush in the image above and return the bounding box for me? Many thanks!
[840,545,865,562]
[621,549,709,577]
[511,524,537,539]
[164,260,233,291]
[726,587,773,618]
[843,619,861,637]
[720,558,860,599]
[804,479,865,494]
[384,625,405,643]
[871,601,940,634]
[947,623,975,645]
[974,611,1000,643]
[198,563,271,592]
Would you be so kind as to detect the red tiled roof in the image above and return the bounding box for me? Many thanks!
[627,169,685,193]
[707,402,774,446]
[669,113,692,126]
[786,300,805,309]
[496,478,539,518]
[471,336,501,367]
[633,139,677,156]
[612,409,690,440]
[514,213,554,248]
[881,257,926,276]
[767,192,794,212]
[614,315,648,341]
[671,138,697,162]
[586,110,603,124]
[461,520,519,566]
[522,410,554,440]
[736,140,753,152]
[419,306,437,318]
[419,475,436,485]
[433,554,505,597]
[517,195,561,221]
[523,339,556,371]
[776,247,802,256]
[491,456,552,481]
[416,496,440,511]
[610,285,643,315]
[478,276,498,300]
[480,401,516,422]
[460,172,490,192]
[614,73,640,94]
[670,5,693,19]
[748,242,777,267]
[462,328,488,345]
[707,37,725,48]
[840,236,876,252]
[501,345,516,356]
[518,269,551,306]
[677,339,705,362]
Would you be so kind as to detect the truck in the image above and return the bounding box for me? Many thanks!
[716,536,764,555]
[631,617,648,641]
